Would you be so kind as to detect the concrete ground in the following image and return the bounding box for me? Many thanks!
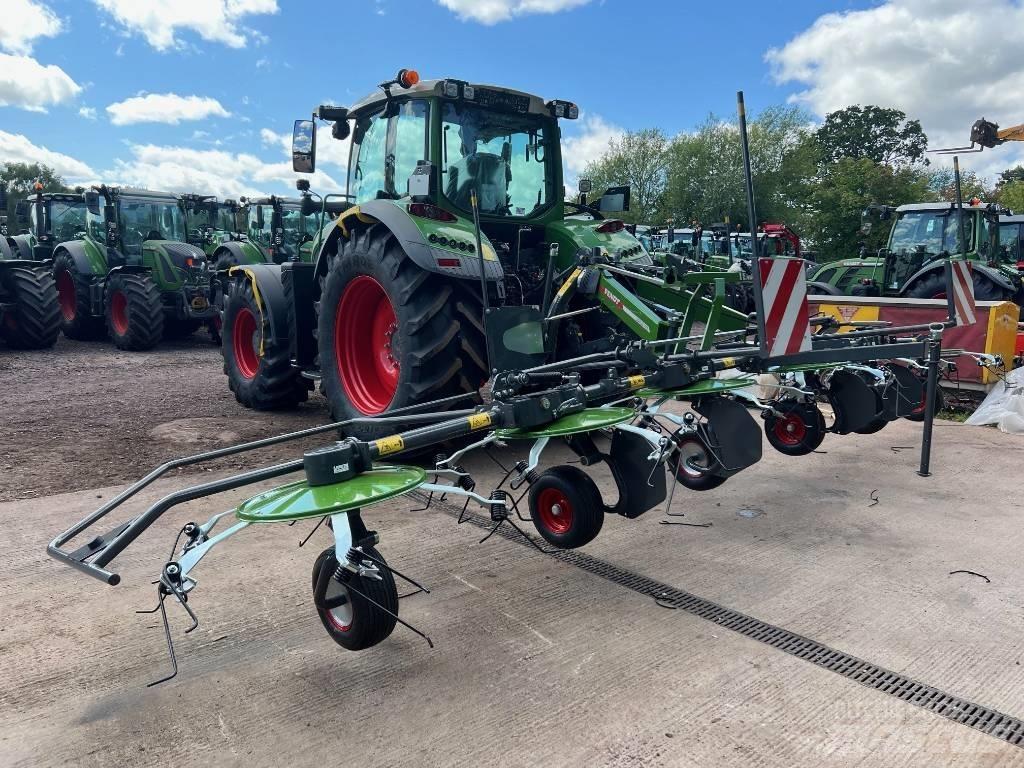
[2,339,1024,766]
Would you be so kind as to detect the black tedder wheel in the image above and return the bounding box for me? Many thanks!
[222,276,307,410]
[318,223,487,440]
[0,266,60,349]
[764,402,826,456]
[312,545,399,651]
[53,250,104,340]
[105,272,164,351]
[528,465,604,549]
[905,385,944,422]
[668,433,726,491]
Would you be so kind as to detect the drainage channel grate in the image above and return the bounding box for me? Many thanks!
[413,491,1024,750]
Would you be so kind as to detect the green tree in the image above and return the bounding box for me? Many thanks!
[580,128,668,224]
[662,105,815,230]
[997,165,1024,188]
[804,157,933,260]
[815,105,928,166]
[927,167,991,202]
[0,162,70,222]
[999,180,1024,213]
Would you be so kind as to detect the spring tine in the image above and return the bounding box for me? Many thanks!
[356,548,430,595]
[298,516,328,548]
[146,592,179,687]
[343,579,433,648]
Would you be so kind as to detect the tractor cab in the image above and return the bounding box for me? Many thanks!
[243,196,317,263]
[180,194,246,256]
[998,213,1024,272]
[11,188,87,260]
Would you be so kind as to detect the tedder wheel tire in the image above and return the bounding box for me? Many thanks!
[764,402,826,456]
[318,223,487,439]
[668,433,726,491]
[53,250,104,340]
[105,272,164,351]
[528,465,604,548]
[0,266,60,349]
[905,385,944,422]
[222,276,307,409]
[312,545,398,651]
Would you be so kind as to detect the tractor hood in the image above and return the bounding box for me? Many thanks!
[143,240,210,288]
[144,240,206,268]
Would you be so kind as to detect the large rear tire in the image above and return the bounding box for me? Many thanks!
[222,276,308,410]
[0,266,60,349]
[105,272,164,351]
[318,224,487,440]
[53,250,104,340]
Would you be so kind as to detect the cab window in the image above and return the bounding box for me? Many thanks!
[350,112,388,204]
[392,100,428,197]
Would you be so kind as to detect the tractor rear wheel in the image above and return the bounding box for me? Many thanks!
[528,465,604,549]
[318,224,487,439]
[222,277,308,409]
[0,266,60,349]
[105,272,164,351]
[905,269,1016,303]
[53,250,104,340]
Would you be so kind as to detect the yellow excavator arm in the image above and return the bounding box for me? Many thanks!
[933,117,1024,153]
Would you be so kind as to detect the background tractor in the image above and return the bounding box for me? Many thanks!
[806,200,1024,308]
[6,185,88,262]
[180,194,248,262]
[243,195,324,265]
[221,70,742,428]
[0,186,60,349]
[51,186,219,350]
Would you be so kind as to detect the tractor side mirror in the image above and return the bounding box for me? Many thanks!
[597,185,630,213]
[255,206,265,230]
[272,227,284,248]
[578,179,593,194]
[14,200,29,226]
[0,186,6,210]
[860,221,872,236]
[292,119,316,173]
[85,191,101,215]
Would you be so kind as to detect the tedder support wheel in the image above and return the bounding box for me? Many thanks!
[528,465,604,549]
[905,385,944,422]
[104,272,164,351]
[53,250,104,340]
[222,276,307,409]
[0,266,60,349]
[669,433,726,491]
[312,545,398,651]
[318,223,487,440]
[764,402,826,456]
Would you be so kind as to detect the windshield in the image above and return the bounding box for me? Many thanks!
[889,211,973,256]
[119,199,186,253]
[49,200,86,241]
[279,207,311,248]
[441,102,553,217]
[1000,222,1022,262]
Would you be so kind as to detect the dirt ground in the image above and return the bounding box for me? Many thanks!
[0,334,327,502]
[3,337,1024,767]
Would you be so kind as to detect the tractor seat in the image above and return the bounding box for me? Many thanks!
[447,153,508,213]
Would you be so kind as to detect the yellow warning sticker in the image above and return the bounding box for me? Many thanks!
[374,435,405,456]
[467,412,492,430]
[628,374,646,388]
[556,268,582,297]
[720,357,736,369]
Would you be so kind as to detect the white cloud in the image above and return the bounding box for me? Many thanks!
[94,0,279,51]
[105,142,343,199]
[79,106,97,120]
[561,114,624,179]
[0,53,81,112]
[437,0,592,24]
[0,130,95,180]
[106,93,230,125]
[0,0,63,55]
[767,0,1024,178]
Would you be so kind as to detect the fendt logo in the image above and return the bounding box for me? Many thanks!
[600,285,623,309]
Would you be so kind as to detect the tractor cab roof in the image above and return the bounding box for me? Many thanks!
[31,192,84,203]
[896,201,992,213]
[1000,213,1024,222]
[103,187,179,204]
[348,78,557,120]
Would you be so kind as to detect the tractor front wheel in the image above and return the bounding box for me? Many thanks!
[53,251,104,340]
[318,224,487,439]
[312,545,398,651]
[764,402,826,456]
[0,266,60,349]
[104,272,164,351]
[222,277,307,409]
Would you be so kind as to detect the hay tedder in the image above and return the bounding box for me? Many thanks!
[47,86,991,685]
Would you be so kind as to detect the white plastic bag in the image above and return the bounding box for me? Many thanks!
[964,366,1024,434]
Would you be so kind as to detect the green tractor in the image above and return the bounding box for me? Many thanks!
[221,70,743,427]
[242,195,325,265]
[806,201,1024,305]
[0,186,61,349]
[7,186,88,261]
[51,186,220,350]
[180,194,248,262]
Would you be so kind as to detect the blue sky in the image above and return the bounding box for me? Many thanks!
[2,0,1022,197]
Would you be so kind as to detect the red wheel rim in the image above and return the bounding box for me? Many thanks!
[232,307,259,379]
[335,275,399,415]
[536,487,573,536]
[773,411,808,446]
[110,291,129,335]
[56,270,76,321]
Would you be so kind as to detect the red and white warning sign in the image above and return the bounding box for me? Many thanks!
[759,257,813,356]
[948,260,977,327]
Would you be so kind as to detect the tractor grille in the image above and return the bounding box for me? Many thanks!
[415,491,1024,750]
